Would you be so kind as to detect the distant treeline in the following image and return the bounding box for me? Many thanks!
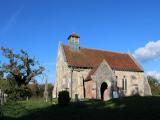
[148,76,160,96]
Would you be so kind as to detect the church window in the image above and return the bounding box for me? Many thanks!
[122,79,124,90]
[125,78,127,90]
[122,76,127,91]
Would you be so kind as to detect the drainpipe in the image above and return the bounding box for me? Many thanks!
[70,67,74,99]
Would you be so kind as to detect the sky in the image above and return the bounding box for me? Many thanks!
[0,0,160,83]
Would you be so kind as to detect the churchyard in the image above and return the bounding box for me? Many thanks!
[1,96,160,120]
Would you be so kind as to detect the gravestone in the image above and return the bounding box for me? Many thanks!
[113,91,119,98]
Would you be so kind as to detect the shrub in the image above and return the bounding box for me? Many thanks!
[58,91,70,106]
[148,76,160,96]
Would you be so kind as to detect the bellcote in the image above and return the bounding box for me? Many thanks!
[68,32,80,52]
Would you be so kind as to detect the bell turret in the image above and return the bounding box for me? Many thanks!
[68,32,80,52]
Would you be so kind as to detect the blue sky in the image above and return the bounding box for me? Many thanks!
[0,0,160,83]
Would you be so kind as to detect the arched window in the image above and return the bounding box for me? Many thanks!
[125,78,127,91]
[122,78,124,90]
[122,76,127,91]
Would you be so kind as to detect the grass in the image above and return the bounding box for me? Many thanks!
[1,99,52,119]
[1,96,160,120]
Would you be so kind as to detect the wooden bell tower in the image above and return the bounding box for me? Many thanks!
[68,32,80,52]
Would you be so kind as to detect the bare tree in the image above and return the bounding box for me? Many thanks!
[0,47,45,87]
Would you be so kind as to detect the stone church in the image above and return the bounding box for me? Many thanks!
[52,32,151,100]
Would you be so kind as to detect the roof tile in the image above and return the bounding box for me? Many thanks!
[63,45,143,73]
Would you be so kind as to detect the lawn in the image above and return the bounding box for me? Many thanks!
[1,96,160,120]
[0,99,52,120]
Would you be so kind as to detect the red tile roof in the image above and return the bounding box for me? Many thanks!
[62,45,143,73]
[85,66,99,81]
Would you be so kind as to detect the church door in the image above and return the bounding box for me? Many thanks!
[100,82,108,100]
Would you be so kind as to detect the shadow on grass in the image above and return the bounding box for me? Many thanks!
[2,96,160,120]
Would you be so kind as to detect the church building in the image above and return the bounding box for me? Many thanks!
[52,32,151,100]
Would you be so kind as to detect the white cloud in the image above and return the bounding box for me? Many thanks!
[147,71,160,80]
[134,40,160,62]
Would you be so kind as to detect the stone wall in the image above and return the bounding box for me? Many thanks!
[85,80,96,99]
[144,77,152,96]
[84,60,151,100]
[91,60,114,100]
[52,43,69,98]
[71,69,91,99]
[114,70,146,96]
[52,43,91,99]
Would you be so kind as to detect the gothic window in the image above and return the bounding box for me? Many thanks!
[122,78,124,90]
[125,78,127,91]
[122,76,127,91]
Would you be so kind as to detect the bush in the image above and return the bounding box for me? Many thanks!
[58,91,70,106]
[5,86,31,101]
[148,76,160,96]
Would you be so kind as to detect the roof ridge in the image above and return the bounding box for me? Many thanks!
[62,44,127,55]
[82,47,127,55]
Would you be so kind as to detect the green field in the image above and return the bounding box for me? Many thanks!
[1,96,160,120]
